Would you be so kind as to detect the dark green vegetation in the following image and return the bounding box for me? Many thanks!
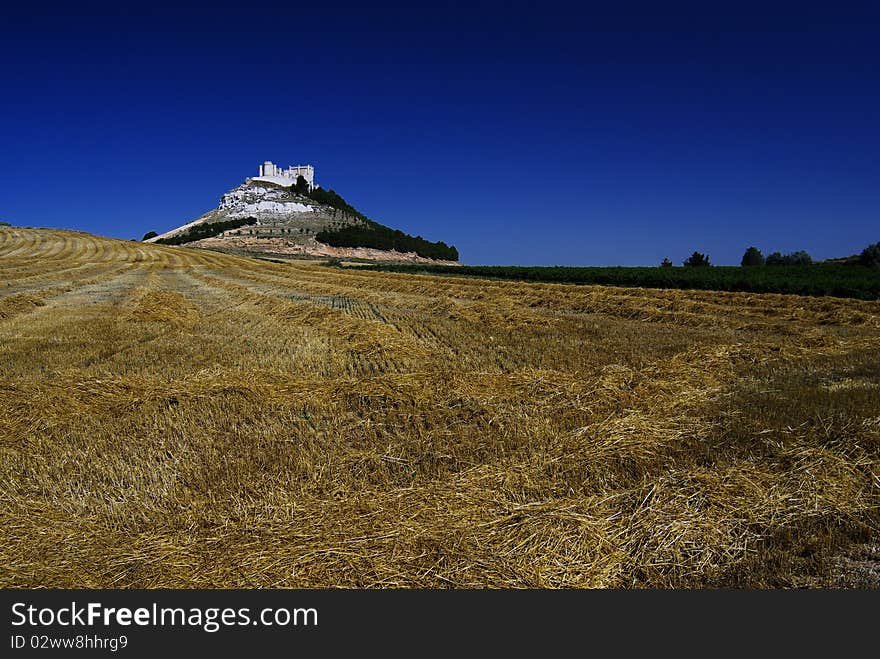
[155,217,257,245]
[294,175,310,195]
[741,247,765,266]
[767,250,813,266]
[356,263,880,300]
[684,251,711,267]
[317,222,459,261]
[860,241,880,268]
[306,186,368,220]
[141,230,158,241]
[306,186,458,261]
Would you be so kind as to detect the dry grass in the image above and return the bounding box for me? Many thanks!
[1,226,878,588]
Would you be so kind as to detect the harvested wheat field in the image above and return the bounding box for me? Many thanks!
[1,226,879,588]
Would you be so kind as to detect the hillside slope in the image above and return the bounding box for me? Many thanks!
[146,177,458,263]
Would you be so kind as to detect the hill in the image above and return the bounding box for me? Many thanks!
[146,177,458,263]
[1,225,879,588]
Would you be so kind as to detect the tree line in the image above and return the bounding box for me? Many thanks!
[316,221,459,261]
[668,240,880,268]
[301,179,458,261]
[152,217,258,245]
[354,262,880,300]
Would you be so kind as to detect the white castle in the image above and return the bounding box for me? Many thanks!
[256,160,316,190]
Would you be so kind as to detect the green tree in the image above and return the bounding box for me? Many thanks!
[741,246,764,266]
[142,230,158,241]
[859,241,880,267]
[767,250,813,265]
[660,257,672,268]
[683,251,710,267]
[294,175,310,195]
[788,250,813,265]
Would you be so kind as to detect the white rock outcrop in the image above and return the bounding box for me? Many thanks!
[217,183,315,219]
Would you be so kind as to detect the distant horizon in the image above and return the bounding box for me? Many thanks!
[6,219,874,269]
[2,2,878,266]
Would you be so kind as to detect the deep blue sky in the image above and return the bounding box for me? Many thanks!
[1,2,878,265]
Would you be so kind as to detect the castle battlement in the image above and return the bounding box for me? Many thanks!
[257,160,316,190]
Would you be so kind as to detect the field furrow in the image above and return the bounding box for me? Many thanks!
[1,227,877,588]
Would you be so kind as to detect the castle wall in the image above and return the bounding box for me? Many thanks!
[258,160,316,189]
